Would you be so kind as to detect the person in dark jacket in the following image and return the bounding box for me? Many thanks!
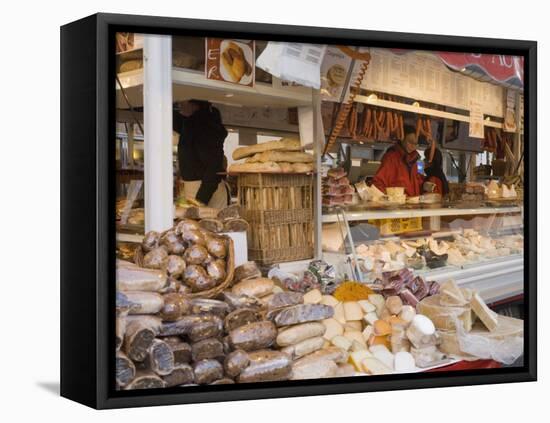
[372,125,424,197]
[423,146,449,196]
[173,100,229,207]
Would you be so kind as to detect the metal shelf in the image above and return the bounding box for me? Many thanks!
[117,67,314,109]
[322,205,522,223]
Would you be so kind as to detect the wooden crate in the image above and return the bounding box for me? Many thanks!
[238,173,314,265]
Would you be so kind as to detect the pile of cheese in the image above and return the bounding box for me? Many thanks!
[486,180,518,199]
[418,280,523,359]
[302,288,446,375]
[355,230,524,272]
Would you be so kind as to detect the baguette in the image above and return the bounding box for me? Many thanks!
[232,138,302,160]
[291,163,314,173]
[245,151,314,163]
[228,162,282,173]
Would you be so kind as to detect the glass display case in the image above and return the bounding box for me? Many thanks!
[321,203,523,305]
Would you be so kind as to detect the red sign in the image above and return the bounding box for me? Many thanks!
[388,49,524,89]
[437,52,523,88]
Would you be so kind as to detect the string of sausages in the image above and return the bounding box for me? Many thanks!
[416,115,435,162]
[323,52,371,156]
[483,127,498,153]
[338,95,405,143]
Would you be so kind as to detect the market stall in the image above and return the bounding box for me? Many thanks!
[114,34,524,390]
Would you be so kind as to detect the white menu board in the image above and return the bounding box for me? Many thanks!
[362,49,504,118]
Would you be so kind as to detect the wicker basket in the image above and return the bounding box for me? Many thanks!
[238,173,314,265]
[133,235,235,298]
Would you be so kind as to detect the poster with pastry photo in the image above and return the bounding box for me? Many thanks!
[320,46,351,101]
[206,38,255,87]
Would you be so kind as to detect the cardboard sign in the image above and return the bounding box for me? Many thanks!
[205,38,255,87]
[469,100,484,138]
[503,89,518,133]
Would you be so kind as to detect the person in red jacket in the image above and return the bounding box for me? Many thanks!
[372,125,423,196]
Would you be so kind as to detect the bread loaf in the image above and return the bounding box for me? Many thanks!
[228,161,281,173]
[245,151,314,163]
[232,138,302,160]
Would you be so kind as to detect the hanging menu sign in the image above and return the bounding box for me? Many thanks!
[363,49,505,118]
[205,38,255,87]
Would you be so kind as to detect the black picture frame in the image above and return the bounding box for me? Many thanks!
[60,12,537,409]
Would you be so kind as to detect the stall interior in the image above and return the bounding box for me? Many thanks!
[114,34,525,390]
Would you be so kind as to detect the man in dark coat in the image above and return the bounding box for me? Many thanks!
[173,100,229,207]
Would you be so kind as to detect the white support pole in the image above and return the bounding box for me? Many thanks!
[143,34,174,233]
[298,94,323,259]
[297,105,314,148]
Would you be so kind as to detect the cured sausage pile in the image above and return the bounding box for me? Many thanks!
[322,167,355,207]
[115,254,345,389]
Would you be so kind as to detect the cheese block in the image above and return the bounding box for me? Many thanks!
[438,314,523,356]
[331,335,352,351]
[349,350,372,371]
[351,340,368,352]
[470,292,499,332]
[358,300,376,314]
[303,289,323,304]
[394,351,416,373]
[322,318,344,341]
[363,312,378,326]
[321,295,339,307]
[385,296,403,315]
[406,315,436,348]
[417,294,473,332]
[368,294,386,315]
[232,138,302,160]
[344,321,363,332]
[371,347,394,370]
[373,319,392,336]
[439,280,467,306]
[399,305,416,323]
[368,335,390,349]
[245,150,314,163]
[333,302,346,324]
[344,330,367,348]
[362,325,374,342]
[361,357,392,375]
[343,302,363,321]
